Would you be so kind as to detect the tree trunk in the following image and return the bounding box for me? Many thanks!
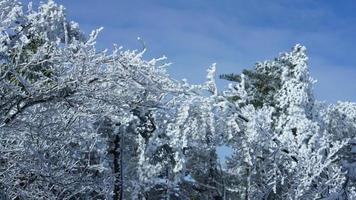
[111,134,122,200]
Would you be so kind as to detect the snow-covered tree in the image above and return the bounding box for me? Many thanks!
[321,102,356,198]
[221,45,352,199]
[1,0,355,199]
[0,1,243,199]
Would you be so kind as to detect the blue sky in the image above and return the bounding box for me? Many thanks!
[25,0,356,103]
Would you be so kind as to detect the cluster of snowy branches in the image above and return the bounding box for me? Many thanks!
[0,0,355,199]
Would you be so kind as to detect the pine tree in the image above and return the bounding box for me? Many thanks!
[221,45,349,199]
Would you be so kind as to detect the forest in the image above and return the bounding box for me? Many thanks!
[0,0,355,199]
